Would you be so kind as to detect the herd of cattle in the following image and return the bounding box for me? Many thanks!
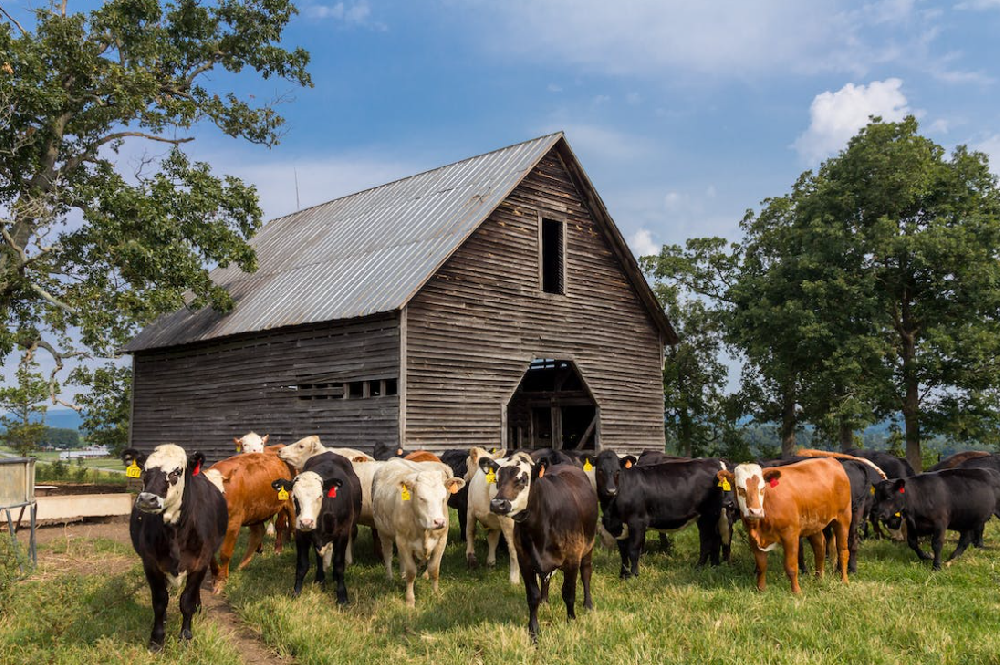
[119,437,1000,649]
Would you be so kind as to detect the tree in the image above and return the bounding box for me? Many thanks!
[0,354,49,455]
[0,0,311,414]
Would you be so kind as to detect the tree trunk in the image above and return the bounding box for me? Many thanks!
[900,323,922,472]
[839,419,854,452]
[780,390,796,459]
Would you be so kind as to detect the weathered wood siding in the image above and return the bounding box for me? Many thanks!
[130,313,400,462]
[404,150,665,454]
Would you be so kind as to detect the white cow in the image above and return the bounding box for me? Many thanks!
[465,448,531,584]
[233,432,268,454]
[277,435,373,470]
[372,458,465,607]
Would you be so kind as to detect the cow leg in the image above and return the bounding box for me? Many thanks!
[486,529,501,569]
[293,532,311,596]
[616,537,631,579]
[658,532,672,553]
[428,535,447,594]
[869,512,885,540]
[212,518,242,593]
[906,522,932,563]
[847,509,861,573]
[626,522,644,578]
[372,527,383,560]
[500,519,520,585]
[948,529,976,564]
[695,515,718,567]
[752,545,768,592]
[931,526,946,571]
[179,567,208,641]
[540,572,552,604]
[238,523,265,571]
[379,532,395,582]
[807,533,825,579]
[561,565,579,621]
[974,524,986,549]
[332,535,349,604]
[523,569,543,644]
[465,509,478,568]
[397,539,418,607]
[580,548,594,611]
[783,538,801,593]
[833,519,850,583]
[143,564,169,651]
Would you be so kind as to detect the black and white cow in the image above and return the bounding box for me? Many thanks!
[123,445,228,651]
[272,452,362,601]
[873,467,1000,570]
[601,458,729,578]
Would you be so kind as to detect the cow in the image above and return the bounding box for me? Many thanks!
[201,450,294,592]
[233,432,268,454]
[929,450,991,471]
[277,435,373,470]
[488,458,598,643]
[404,450,444,464]
[937,454,1000,546]
[123,445,227,651]
[717,458,852,593]
[602,458,729,578]
[373,443,405,460]
[272,451,362,601]
[440,449,473,538]
[467,449,532,583]
[372,458,465,606]
[873,467,1000,570]
[840,448,913,540]
[592,450,637,548]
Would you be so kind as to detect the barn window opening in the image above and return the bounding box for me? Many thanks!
[541,218,564,294]
[348,381,365,398]
[370,380,382,397]
[293,383,345,401]
[384,378,398,395]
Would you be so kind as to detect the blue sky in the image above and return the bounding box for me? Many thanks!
[5,0,1000,403]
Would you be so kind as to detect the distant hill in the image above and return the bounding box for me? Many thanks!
[0,407,84,432]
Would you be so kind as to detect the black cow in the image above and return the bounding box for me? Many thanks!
[439,449,471,540]
[602,458,728,578]
[272,452,362,601]
[488,459,598,643]
[873,467,1000,570]
[373,443,405,461]
[124,445,227,651]
[844,449,914,539]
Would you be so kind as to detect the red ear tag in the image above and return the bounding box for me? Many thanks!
[193,461,201,476]
[769,477,779,488]
[327,486,337,498]
[898,486,905,494]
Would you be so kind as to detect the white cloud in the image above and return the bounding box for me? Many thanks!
[628,228,659,257]
[304,1,381,28]
[955,0,1000,9]
[975,134,1000,175]
[547,83,563,93]
[664,191,683,210]
[793,79,911,163]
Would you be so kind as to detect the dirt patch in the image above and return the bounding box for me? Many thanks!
[201,589,295,664]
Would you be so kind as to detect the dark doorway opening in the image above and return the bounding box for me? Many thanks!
[506,359,598,451]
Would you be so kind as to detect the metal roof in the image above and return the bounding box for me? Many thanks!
[125,133,564,351]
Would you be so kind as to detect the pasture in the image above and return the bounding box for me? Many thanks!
[3,513,1000,664]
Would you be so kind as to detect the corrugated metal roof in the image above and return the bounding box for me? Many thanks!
[125,133,563,352]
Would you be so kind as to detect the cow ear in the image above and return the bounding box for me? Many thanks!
[479,457,500,474]
[272,478,292,492]
[717,469,735,484]
[261,435,269,445]
[396,448,404,457]
[351,455,370,463]
[893,478,906,494]
[233,437,242,448]
[323,477,344,494]
[532,460,548,480]
[121,448,146,470]
[762,468,782,482]
[188,452,206,476]
[445,477,465,494]
[622,456,637,469]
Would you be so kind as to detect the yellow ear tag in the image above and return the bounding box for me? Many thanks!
[486,468,496,484]
[719,479,731,491]
[870,486,875,495]
[401,486,411,501]
[583,460,593,472]
[126,462,141,478]
[277,487,289,501]
[894,512,901,518]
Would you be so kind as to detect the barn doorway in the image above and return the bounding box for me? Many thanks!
[505,359,599,452]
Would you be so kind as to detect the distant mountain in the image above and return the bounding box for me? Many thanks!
[45,408,84,431]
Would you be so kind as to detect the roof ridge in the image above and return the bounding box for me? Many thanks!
[268,132,565,225]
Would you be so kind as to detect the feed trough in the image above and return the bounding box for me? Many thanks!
[1,457,37,572]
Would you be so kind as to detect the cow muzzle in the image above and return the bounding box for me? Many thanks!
[743,508,765,520]
[136,492,165,513]
[298,517,315,531]
[490,498,512,515]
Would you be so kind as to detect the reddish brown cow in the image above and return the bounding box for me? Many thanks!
[929,450,991,471]
[204,450,294,592]
[404,450,443,464]
[717,458,852,593]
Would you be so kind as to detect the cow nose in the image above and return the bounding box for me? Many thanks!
[490,498,511,514]
[606,488,617,497]
[748,508,765,519]
[137,493,160,509]
[433,518,446,529]
[298,517,314,530]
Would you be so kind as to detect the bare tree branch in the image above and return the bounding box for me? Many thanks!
[0,4,25,34]
[30,283,76,314]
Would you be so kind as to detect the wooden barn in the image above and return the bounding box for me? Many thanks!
[124,133,677,461]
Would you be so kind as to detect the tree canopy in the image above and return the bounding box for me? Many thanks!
[0,0,311,445]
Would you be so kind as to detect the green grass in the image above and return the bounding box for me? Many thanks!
[223,516,1000,665]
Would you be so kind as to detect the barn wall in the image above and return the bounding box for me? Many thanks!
[404,150,665,454]
[130,313,400,462]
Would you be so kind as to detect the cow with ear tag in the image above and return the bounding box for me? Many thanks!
[123,444,228,651]
[272,451,361,602]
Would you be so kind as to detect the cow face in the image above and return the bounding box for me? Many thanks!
[873,478,906,530]
[278,435,324,470]
[274,472,343,531]
[235,432,268,454]
[400,470,465,530]
[135,444,201,525]
[593,451,636,500]
[486,453,534,520]
[723,464,780,520]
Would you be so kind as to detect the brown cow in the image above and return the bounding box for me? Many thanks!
[204,450,294,592]
[717,458,852,593]
[929,450,991,471]
[404,450,443,464]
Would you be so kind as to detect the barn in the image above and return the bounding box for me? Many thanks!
[124,133,677,461]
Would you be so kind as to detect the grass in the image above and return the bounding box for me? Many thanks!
[4,514,1000,664]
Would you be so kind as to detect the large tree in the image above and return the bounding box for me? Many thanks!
[0,354,49,456]
[0,0,310,425]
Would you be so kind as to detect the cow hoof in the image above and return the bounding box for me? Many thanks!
[486,561,496,570]
[148,640,165,653]
[211,582,224,594]
[467,554,478,569]
[180,628,193,641]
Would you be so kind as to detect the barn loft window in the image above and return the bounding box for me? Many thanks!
[540,218,565,294]
[294,377,397,400]
[293,383,345,401]
[348,381,365,398]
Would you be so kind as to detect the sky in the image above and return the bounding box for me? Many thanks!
[4,0,1000,404]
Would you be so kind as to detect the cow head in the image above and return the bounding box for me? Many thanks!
[373,443,405,460]
[399,469,465,531]
[278,435,325,470]
[133,444,203,525]
[718,464,780,521]
[234,432,268,454]
[273,473,342,532]
[593,451,636,500]
[873,478,907,530]
[485,452,534,521]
